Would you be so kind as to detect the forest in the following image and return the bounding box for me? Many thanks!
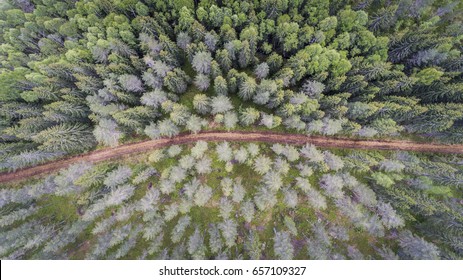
[1,142,462,259]
[0,0,462,260]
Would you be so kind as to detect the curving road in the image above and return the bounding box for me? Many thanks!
[1,131,463,184]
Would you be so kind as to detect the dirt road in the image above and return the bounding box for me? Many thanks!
[2,131,463,184]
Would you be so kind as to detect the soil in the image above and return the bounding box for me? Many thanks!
[1,130,463,184]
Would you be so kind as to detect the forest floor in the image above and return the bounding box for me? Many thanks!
[2,130,463,184]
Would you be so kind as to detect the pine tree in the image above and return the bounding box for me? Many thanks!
[221,177,233,197]
[300,144,324,163]
[158,119,180,138]
[176,32,191,50]
[319,174,344,198]
[32,124,96,153]
[169,104,191,126]
[93,119,123,147]
[238,77,257,100]
[273,230,294,260]
[254,186,277,211]
[159,179,175,195]
[284,216,298,236]
[245,231,262,259]
[169,165,187,183]
[210,95,233,114]
[105,185,136,207]
[162,203,178,222]
[191,141,208,159]
[234,147,249,164]
[214,76,228,95]
[216,142,233,162]
[185,115,205,134]
[219,198,233,219]
[240,199,255,223]
[192,51,213,74]
[118,74,144,92]
[379,160,405,172]
[164,68,190,94]
[262,171,283,191]
[142,71,164,89]
[171,216,191,244]
[282,145,300,162]
[255,63,270,79]
[351,183,377,207]
[398,230,440,260]
[204,32,218,51]
[260,113,281,129]
[152,61,173,78]
[376,245,400,260]
[223,111,238,130]
[141,89,168,108]
[335,197,365,227]
[307,187,327,210]
[247,143,260,157]
[239,107,260,126]
[232,179,246,203]
[302,80,325,97]
[323,151,344,171]
[295,176,311,192]
[194,74,210,91]
[193,184,212,206]
[238,41,252,68]
[179,154,196,170]
[208,224,223,254]
[0,206,38,228]
[253,155,272,175]
[283,188,298,208]
[219,219,238,248]
[216,49,232,72]
[53,162,93,196]
[167,145,183,157]
[188,227,206,259]
[193,94,210,115]
[376,201,404,229]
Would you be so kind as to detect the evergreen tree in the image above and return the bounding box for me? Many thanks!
[219,219,238,248]
[273,230,294,260]
[238,77,257,100]
[93,119,123,147]
[193,94,210,115]
[253,155,272,175]
[216,142,233,162]
[194,184,212,206]
[240,199,255,223]
[210,95,233,114]
[192,51,213,74]
[32,124,95,153]
[398,230,440,260]
[214,76,228,95]
[171,216,191,244]
[255,63,270,79]
[194,74,210,91]
[239,107,260,126]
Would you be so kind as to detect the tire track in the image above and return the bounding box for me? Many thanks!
[1,131,463,184]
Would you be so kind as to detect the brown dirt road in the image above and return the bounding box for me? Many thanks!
[2,131,463,184]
